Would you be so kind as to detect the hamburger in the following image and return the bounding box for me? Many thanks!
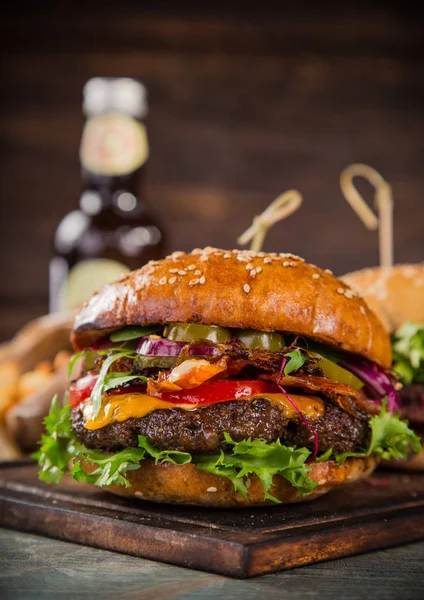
[343,263,424,471]
[35,248,420,506]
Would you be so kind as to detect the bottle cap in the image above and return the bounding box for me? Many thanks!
[83,78,147,118]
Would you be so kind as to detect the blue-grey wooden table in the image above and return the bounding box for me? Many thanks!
[1,529,423,600]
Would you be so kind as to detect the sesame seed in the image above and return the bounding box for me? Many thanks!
[243,284,251,294]
[360,306,366,315]
[237,255,249,263]
[207,487,217,493]
[344,290,354,299]
[283,261,290,267]
[256,266,262,273]
[189,278,199,287]
[336,287,345,294]
[169,268,179,274]
[169,276,177,284]
[246,263,253,271]
[250,269,257,277]
[187,264,196,271]
[200,255,209,262]
[194,270,201,276]
[171,251,185,259]
[325,269,333,275]
[264,257,272,264]
[312,273,320,279]
[159,276,167,285]
[199,276,206,284]
[191,248,202,255]
[223,253,231,258]
[178,270,187,276]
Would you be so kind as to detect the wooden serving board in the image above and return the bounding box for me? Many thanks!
[1,460,424,578]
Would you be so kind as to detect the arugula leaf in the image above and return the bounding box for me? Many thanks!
[336,400,421,465]
[392,322,424,384]
[90,348,138,418]
[138,436,191,465]
[283,349,307,376]
[196,434,316,502]
[110,326,161,342]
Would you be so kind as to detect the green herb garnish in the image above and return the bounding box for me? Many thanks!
[283,349,307,376]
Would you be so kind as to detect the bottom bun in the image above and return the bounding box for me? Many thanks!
[382,447,424,472]
[82,456,378,507]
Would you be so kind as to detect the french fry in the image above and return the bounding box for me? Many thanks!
[0,361,20,419]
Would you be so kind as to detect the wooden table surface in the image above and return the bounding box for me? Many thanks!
[1,529,423,600]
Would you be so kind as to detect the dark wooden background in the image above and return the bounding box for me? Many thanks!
[1,2,423,342]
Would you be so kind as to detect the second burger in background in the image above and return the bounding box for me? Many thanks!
[36,248,420,506]
[344,263,424,470]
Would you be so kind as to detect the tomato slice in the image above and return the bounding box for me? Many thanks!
[154,380,280,405]
[69,377,278,409]
[69,374,99,408]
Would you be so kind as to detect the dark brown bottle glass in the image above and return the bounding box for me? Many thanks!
[49,78,166,312]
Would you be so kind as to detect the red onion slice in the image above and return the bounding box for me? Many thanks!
[136,337,185,357]
[340,356,399,413]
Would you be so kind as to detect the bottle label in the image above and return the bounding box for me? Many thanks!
[80,113,149,176]
[53,258,129,312]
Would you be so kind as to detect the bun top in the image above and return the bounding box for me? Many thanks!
[343,264,424,333]
[73,247,392,368]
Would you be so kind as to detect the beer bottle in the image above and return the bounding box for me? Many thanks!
[49,77,166,312]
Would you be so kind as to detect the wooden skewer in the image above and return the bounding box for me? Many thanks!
[237,190,303,253]
[340,163,394,268]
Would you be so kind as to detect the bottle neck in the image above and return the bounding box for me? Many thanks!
[80,166,147,212]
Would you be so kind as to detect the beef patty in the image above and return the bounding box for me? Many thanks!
[72,397,370,455]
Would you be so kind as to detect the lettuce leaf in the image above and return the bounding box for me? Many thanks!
[195,434,316,502]
[392,322,424,384]
[33,397,80,483]
[34,399,191,489]
[336,400,421,465]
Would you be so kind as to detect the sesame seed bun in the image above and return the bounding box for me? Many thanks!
[342,264,424,333]
[72,248,391,368]
[80,455,378,507]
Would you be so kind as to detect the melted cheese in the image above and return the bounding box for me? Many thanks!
[82,392,324,431]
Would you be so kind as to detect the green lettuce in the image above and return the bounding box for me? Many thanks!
[195,434,316,502]
[33,398,192,488]
[336,400,421,464]
[392,322,424,384]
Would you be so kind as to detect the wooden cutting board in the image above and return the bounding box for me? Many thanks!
[1,460,424,578]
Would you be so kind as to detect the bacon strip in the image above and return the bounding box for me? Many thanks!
[260,371,379,417]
